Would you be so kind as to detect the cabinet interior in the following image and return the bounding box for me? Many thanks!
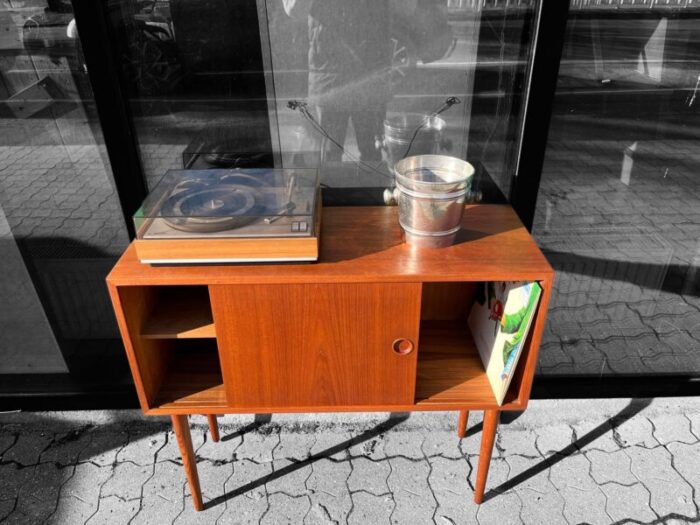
[152,339,225,410]
[141,285,214,339]
[118,285,225,411]
[415,282,515,407]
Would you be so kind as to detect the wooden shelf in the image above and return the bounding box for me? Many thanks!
[415,321,518,408]
[151,341,226,410]
[142,287,215,339]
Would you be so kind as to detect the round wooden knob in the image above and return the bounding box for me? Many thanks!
[392,338,414,356]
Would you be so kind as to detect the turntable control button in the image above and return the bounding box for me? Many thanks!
[291,222,300,232]
[299,221,308,232]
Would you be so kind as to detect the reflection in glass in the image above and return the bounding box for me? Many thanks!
[266,0,528,191]
[110,0,537,200]
[0,0,129,378]
[534,0,700,376]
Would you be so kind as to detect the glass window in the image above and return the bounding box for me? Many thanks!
[0,0,131,385]
[106,0,540,202]
[533,0,700,376]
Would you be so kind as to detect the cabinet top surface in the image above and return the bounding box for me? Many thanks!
[108,205,553,286]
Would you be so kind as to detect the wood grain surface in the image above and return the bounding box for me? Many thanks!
[108,205,554,286]
[107,285,170,409]
[171,415,203,511]
[420,282,476,321]
[210,282,422,407]
[108,204,555,511]
[141,286,215,339]
[108,205,551,416]
[475,409,500,504]
[151,340,225,410]
[134,235,319,263]
[457,410,470,438]
[414,321,519,409]
[206,415,220,442]
[142,321,527,414]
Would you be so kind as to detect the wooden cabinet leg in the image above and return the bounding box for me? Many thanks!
[172,415,203,511]
[207,414,220,443]
[457,410,469,438]
[474,409,499,504]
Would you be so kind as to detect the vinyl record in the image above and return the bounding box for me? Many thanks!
[161,184,262,233]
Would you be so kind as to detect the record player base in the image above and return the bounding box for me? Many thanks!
[107,205,554,511]
[133,235,319,264]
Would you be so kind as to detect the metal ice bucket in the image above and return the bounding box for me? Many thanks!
[382,114,445,172]
[394,155,474,248]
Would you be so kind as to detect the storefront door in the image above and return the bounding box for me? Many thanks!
[532,1,700,387]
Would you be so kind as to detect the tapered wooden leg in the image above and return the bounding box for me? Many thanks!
[207,414,220,443]
[474,410,499,504]
[172,415,203,511]
[457,410,469,438]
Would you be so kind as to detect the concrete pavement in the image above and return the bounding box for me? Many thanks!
[1,397,699,524]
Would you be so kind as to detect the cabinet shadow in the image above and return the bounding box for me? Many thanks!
[204,413,413,510]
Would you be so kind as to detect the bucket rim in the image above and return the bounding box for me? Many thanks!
[383,113,446,132]
[394,155,475,186]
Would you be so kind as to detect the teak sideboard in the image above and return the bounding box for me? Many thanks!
[107,204,554,511]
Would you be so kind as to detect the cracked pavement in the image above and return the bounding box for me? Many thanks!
[1,398,700,524]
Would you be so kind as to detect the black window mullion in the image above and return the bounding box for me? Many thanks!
[71,0,147,239]
[509,0,571,231]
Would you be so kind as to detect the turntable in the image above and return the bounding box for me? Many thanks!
[133,168,320,264]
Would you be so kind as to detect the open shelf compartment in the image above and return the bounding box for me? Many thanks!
[151,339,226,411]
[141,286,215,339]
[415,321,521,408]
[414,282,524,409]
[114,285,225,413]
